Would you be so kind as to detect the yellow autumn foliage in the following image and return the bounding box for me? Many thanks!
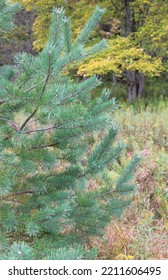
[14,0,168,76]
[77,37,163,76]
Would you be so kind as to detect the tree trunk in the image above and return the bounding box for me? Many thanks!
[126,70,144,101]
[125,0,135,36]
[124,0,144,101]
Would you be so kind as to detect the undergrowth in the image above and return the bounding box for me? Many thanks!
[93,99,168,260]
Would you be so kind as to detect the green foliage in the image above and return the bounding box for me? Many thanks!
[114,103,168,224]
[15,0,168,101]
[0,0,19,35]
[94,103,168,260]
[0,7,140,259]
[17,0,168,75]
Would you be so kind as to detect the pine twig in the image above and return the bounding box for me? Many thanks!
[0,117,18,130]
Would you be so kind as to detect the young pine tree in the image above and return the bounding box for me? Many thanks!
[0,5,140,259]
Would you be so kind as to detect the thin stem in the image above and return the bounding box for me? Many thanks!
[19,52,52,131]
[22,125,57,134]
[26,118,39,125]
[0,190,34,201]
[26,143,57,150]
[0,117,18,130]
[19,107,38,131]
[24,79,45,93]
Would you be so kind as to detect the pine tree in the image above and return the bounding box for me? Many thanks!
[0,5,140,260]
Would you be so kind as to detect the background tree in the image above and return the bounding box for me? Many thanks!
[0,0,19,105]
[0,0,19,35]
[0,6,140,259]
[72,0,167,101]
[17,0,168,101]
[0,7,36,66]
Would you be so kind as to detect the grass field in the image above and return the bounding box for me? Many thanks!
[93,99,168,259]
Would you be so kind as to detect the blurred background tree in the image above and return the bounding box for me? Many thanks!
[15,0,168,101]
[0,2,35,65]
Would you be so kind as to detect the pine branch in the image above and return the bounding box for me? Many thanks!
[19,107,38,131]
[26,143,57,150]
[19,52,52,131]
[39,58,51,99]
[0,117,18,130]
[22,125,57,134]
[0,190,34,201]
[24,80,45,93]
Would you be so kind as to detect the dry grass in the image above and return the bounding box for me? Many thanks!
[94,102,168,259]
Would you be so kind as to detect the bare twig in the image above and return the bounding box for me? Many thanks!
[26,143,57,151]
[0,117,18,130]
[0,190,34,201]
[22,125,58,134]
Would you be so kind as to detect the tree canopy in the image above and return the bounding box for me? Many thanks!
[17,0,168,100]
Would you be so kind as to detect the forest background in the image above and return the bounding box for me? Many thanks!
[0,0,168,259]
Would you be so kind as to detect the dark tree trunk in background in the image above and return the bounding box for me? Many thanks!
[124,0,144,101]
[126,70,144,101]
[125,0,135,36]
